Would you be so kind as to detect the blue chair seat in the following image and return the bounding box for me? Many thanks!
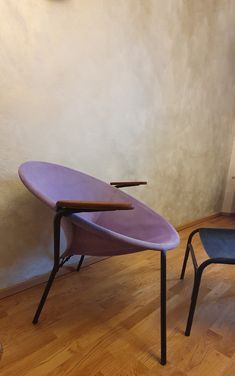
[199,228,235,259]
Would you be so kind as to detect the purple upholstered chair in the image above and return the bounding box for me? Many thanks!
[19,161,179,365]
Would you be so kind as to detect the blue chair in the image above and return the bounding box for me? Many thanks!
[180,227,235,336]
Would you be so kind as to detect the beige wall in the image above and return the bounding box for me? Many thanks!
[222,136,235,213]
[1,0,235,288]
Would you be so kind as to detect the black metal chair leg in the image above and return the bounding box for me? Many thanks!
[33,211,63,325]
[32,266,58,324]
[77,255,85,272]
[185,269,203,336]
[180,229,199,280]
[180,243,190,280]
[160,251,167,365]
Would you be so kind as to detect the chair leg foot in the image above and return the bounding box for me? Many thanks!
[160,252,167,365]
[32,267,58,324]
[160,358,167,366]
[77,255,85,272]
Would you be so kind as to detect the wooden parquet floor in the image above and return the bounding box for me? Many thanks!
[0,216,235,375]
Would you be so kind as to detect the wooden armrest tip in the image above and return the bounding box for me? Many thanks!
[110,181,147,188]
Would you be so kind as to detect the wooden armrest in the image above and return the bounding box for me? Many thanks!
[110,181,147,188]
[56,200,133,212]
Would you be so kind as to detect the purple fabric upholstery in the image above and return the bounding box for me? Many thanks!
[19,161,179,256]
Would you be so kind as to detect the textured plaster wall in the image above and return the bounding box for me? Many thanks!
[222,136,235,213]
[0,0,235,288]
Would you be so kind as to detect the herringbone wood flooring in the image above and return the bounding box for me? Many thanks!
[0,215,235,375]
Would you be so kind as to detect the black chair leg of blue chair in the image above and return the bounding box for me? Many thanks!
[180,229,199,280]
[185,268,203,336]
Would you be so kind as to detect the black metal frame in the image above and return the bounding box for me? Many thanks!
[180,228,235,336]
[32,206,168,366]
[33,208,85,325]
[110,180,167,365]
[77,255,85,271]
[160,251,167,365]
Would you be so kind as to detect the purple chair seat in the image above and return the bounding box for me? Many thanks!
[19,161,178,256]
[19,161,180,365]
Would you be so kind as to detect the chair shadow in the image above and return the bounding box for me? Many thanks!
[0,178,54,287]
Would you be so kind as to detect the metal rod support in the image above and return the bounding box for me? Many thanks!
[180,229,199,280]
[160,251,167,365]
[32,210,63,324]
[77,255,85,272]
[185,268,203,336]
